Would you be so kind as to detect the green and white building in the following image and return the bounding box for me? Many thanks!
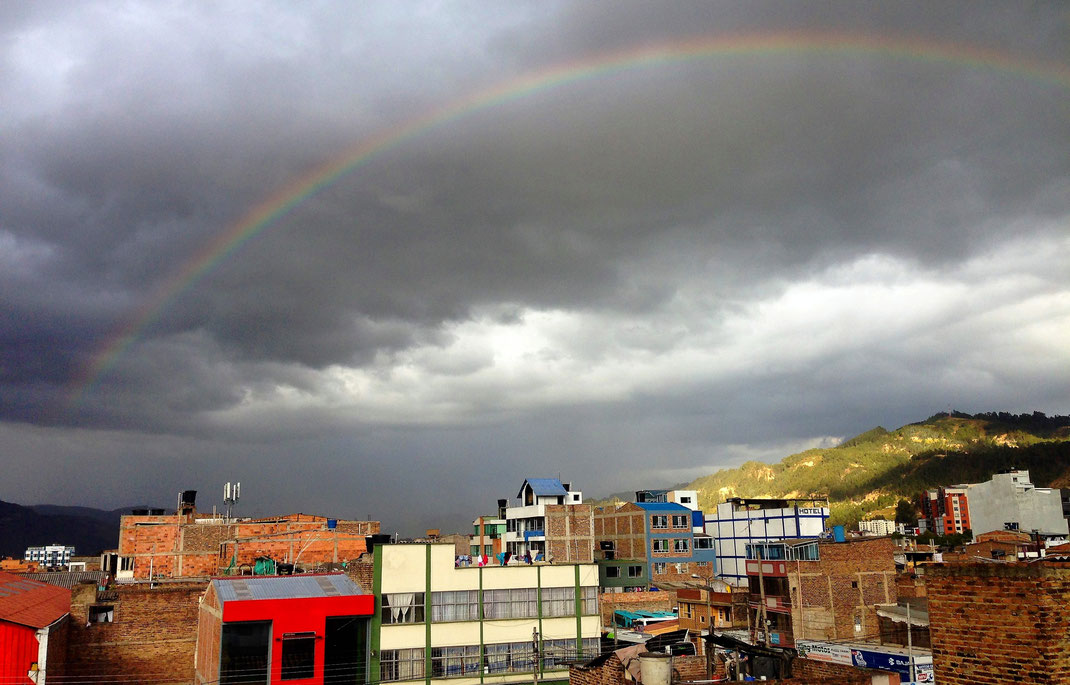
[371,543,601,685]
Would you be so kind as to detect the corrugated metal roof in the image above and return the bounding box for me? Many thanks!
[0,571,70,629]
[519,478,568,498]
[212,573,364,604]
[22,572,109,590]
[633,501,690,512]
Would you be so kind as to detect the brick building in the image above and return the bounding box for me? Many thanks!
[65,580,205,684]
[926,559,1070,684]
[594,501,716,586]
[745,537,898,647]
[117,510,379,580]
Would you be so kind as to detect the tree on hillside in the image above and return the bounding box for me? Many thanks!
[895,499,918,526]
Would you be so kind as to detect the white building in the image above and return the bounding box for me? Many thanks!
[375,543,600,684]
[24,544,75,568]
[858,519,896,536]
[964,470,1068,537]
[503,478,583,560]
[706,497,829,587]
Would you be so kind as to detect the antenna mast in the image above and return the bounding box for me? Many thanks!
[223,481,240,522]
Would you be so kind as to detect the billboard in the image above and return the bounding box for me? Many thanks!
[796,640,933,683]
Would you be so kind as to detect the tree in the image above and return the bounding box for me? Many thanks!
[895,499,918,526]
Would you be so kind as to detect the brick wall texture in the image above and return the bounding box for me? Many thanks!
[594,505,648,562]
[118,512,379,578]
[63,581,205,684]
[546,504,595,563]
[927,561,1070,684]
[787,537,898,642]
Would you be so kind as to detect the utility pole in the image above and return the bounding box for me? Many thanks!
[531,627,539,685]
[906,602,915,683]
[755,546,769,645]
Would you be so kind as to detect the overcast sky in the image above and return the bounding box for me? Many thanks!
[2,1,1068,534]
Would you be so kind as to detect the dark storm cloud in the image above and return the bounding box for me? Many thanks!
[1,1,1067,532]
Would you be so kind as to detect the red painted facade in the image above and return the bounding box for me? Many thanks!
[0,620,38,685]
[197,576,374,685]
[227,595,373,685]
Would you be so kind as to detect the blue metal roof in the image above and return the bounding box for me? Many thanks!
[633,502,691,512]
[520,478,568,498]
[212,573,364,604]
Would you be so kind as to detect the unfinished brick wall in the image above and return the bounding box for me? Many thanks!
[786,538,897,642]
[594,505,646,560]
[927,561,1070,684]
[790,658,899,683]
[346,559,375,592]
[119,513,378,579]
[546,504,595,563]
[65,581,206,684]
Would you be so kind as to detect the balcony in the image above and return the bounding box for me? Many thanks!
[748,594,791,613]
[523,529,545,541]
[745,559,788,577]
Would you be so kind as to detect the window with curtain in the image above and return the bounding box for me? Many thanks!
[542,586,575,617]
[382,593,425,624]
[482,588,537,619]
[380,648,425,682]
[431,645,481,677]
[582,586,598,615]
[431,590,479,622]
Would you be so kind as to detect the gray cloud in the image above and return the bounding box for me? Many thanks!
[1,1,1068,532]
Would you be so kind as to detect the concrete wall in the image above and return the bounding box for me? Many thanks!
[966,471,1068,536]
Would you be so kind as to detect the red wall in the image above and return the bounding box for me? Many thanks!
[0,620,38,685]
[221,595,374,685]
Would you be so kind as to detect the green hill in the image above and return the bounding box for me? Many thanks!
[686,411,1070,527]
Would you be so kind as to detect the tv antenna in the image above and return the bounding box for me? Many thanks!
[223,481,241,522]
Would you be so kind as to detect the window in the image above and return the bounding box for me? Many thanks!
[673,538,690,553]
[695,537,713,549]
[431,645,480,677]
[119,557,134,571]
[382,593,425,624]
[627,565,643,578]
[651,515,668,529]
[381,648,425,682]
[672,515,689,528]
[572,494,581,502]
[281,635,315,680]
[652,562,666,574]
[652,539,668,553]
[482,588,536,620]
[220,621,270,685]
[432,590,479,622]
[679,496,692,504]
[89,605,114,623]
[484,642,533,674]
[542,587,576,617]
[582,586,598,615]
[606,566,621,578]
[695,561,709,567]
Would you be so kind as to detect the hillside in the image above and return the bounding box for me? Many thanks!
[686,411,1070,525]
[0,501,149,559]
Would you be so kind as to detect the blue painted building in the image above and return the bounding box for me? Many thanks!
[594,499,717,587]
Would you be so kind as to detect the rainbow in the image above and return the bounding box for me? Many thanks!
[65,31,1070,408]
